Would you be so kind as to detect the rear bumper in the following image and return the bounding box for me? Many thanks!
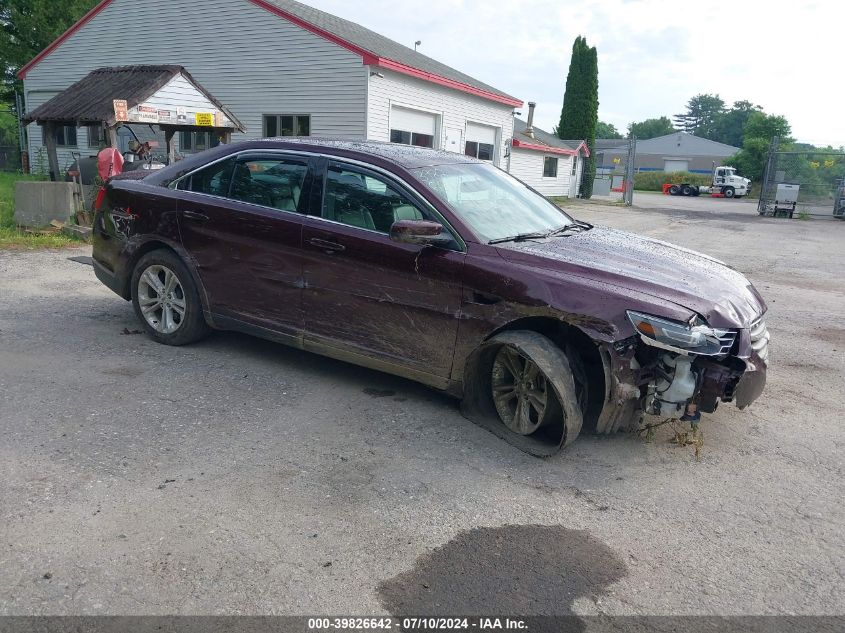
[93,257,129,300]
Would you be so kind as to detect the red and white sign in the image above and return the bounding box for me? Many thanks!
[113,99,128,122]
[135,104,159,123]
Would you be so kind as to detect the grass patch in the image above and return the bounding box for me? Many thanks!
[0,171,83,249]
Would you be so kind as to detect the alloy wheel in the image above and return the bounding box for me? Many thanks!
[491,346,552,435]
[137,265,186,334]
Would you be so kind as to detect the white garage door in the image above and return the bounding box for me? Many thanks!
[465,122,498,161]
[664,159,690,173]
[390,106,438,148]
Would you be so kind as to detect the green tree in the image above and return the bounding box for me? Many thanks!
[673,94,725,138]
[627,116,675,140]
[726,112,793,182]
[710,100,761,147]
[557,36,599,198]
[595,120,622,139]
[0,0,99,99]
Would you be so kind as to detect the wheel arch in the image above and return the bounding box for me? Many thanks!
[123,239,212,320]
[463,316,606,435]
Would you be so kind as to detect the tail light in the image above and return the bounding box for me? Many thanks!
[93,187,107,211]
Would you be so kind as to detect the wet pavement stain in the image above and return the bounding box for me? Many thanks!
[378,525,626,619]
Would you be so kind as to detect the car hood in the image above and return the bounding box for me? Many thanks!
[495,226,767,328]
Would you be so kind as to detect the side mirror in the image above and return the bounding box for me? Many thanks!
[389,219,453,247]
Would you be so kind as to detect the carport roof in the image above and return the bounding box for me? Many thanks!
[23,65,245,131]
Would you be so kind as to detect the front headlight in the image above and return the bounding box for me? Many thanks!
[627,311,734,356]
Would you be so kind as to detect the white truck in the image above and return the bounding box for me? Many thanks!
[667,166,752,198]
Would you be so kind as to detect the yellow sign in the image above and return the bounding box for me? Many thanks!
[195,112,214,126]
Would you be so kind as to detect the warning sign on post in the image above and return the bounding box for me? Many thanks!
[195,112,214,126]
[113,99,128,122]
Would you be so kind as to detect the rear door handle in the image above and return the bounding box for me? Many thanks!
[182,210,209,222]
[309,237,346,253]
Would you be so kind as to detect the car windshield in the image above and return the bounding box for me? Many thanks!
[410,163,575,243]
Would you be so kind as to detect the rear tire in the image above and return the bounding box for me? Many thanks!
[681,185,693,196]
[131,249,210,346]
[669,185,681,195]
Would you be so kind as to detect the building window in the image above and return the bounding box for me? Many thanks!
[263,114,310,137]
[571,156,578,175]
[465,141,494,161]
[54,125,77,147]
[180,131,221,153]
[543,157,559,178]
[390,129,434,149]
[87,125,107,148]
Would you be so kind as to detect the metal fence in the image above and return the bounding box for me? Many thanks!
[591,136,636,205]
[758,137,845,218]
[0,145,21,171]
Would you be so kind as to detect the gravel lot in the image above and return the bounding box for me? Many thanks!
[0,201,843,617]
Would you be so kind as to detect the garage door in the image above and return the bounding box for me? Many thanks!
[664,159,689,173]
[390,106,437,148]
[465,122,498,161]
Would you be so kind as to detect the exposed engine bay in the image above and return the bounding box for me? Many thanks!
[624,311,770,424]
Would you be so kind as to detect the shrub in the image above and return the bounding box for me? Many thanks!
[633,171,712,192]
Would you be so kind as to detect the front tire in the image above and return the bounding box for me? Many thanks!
[486,331,583,449]
[723,186,736,198]
[131,249,210,346]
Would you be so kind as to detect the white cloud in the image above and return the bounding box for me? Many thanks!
[305,0,844,146]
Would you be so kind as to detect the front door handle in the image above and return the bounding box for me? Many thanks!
[183,210,209,222]
[309,237,346,253]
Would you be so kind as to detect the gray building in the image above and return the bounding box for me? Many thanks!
[598,132,740,174]
[20,0,521,174]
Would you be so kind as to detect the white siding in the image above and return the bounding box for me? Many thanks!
[509,149,576,197]
[23,0,367,173]
[367,69,514,167]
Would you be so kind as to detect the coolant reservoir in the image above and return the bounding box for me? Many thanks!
[653,354,697,418]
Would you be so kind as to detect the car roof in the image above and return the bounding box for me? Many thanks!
[244,137,483,169]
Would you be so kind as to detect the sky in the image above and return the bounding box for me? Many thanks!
[305,0,843,146]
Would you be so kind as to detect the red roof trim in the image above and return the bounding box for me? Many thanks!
[512,138,590,157]
[371,58,522,107]
[17,0,114,79]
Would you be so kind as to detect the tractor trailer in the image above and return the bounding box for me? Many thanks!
[666,166,751,198]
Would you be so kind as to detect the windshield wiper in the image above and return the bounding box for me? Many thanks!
[488,231,551,245]
[545,221,593,237]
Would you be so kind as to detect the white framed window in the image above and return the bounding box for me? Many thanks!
[263,114,310,137]
[180,131,220,153]
[54,125,77,147]
[464,141,494,161]
[390,129,434,148]
[87,125,107,148]
[543,157,559,178]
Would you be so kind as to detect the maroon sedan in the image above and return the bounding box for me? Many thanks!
[92,139,769,455]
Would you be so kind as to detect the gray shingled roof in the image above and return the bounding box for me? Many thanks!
[512,118,585,152]
[24,65,245,130]
[603,131,739,156]
[265,0,519,103]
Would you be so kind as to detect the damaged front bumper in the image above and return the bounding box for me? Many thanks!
[596,317,769,432]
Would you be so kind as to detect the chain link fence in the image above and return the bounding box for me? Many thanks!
[758,138,845,218]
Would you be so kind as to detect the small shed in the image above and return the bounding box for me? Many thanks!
[24,65,245,180]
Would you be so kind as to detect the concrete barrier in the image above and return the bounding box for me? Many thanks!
[13,181,76,228]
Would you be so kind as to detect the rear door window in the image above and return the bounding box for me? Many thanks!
[230,157,310,212]
[178,157,236,196]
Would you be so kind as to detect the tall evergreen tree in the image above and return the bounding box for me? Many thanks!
[557,36,599,198]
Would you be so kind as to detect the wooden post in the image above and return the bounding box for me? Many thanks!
[42,122,60,182]
[165,128,176,165]
[106,125,119,149]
